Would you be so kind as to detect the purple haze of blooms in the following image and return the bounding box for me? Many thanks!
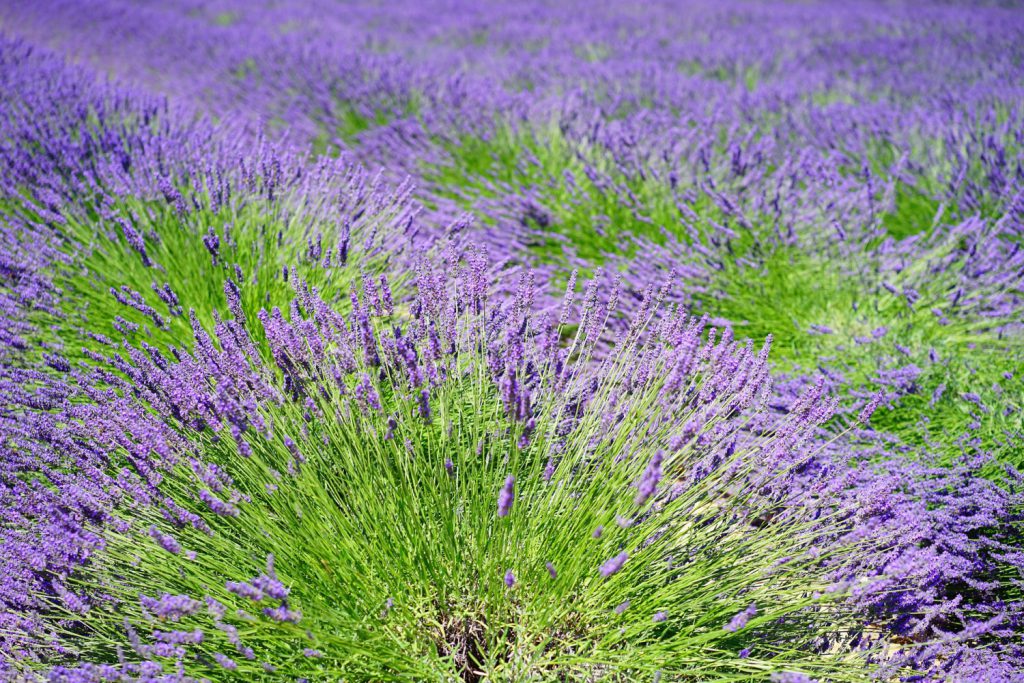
[1,2,1024,677]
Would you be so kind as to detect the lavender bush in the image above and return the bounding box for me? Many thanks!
[1,1,1022,680]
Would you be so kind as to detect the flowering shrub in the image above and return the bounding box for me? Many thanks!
[0,1,1022,681]
[9,250,892,680]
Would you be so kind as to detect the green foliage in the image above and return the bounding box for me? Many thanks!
[421,122,718,268]
[703,244,1024,465]
[882,182,942,239]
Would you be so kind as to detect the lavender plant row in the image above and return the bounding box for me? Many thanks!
[0,1,1021,681]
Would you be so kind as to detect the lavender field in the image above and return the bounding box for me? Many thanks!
[1,1,1022,681]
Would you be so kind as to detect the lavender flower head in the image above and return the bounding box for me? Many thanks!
[725,602,757,632]
[599,552,628,578]
[497,475,515,517]
[634,450,664,506]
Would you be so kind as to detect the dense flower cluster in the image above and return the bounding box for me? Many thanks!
[0,1,1022,681]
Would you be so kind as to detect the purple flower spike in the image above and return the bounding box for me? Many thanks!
[504,569,516,587]
[724,602,757,632]
[262,605,301,623]
[497,475,515,517]
[599,552,628,578]
[148,526,181,554]
[635,451,664,505]
[858,393,883,424]
[418,389,432,422]
[139,593,201,621]
[213,653,237,671]
[120,218,151,267]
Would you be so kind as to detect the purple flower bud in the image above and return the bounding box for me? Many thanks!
[153,629,203,645]
[418,389,432,422]
[379,275,394,316]
[724,602,757,632]
[497,475,515,517]
[148,526,181,554]
[770,674,815,683]
[213,653,237,671]
[599,552,628,578]
[858,393,882,424]
[546,562,557,579]
[962,391,983,405]
[120,218,151,267]
[355,373,381,412]
[543,458,555,483]
[262,605,301,623]
[634,450,664,505]
[252,573,289,602]
[199,489,239,517]
[158,176,186,214]
[203,227,220,263]
[504,569,516,587]
[226,581,264,602]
